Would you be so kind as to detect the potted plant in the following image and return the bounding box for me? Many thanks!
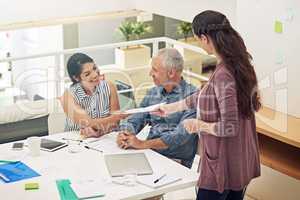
[115,21,152,68]
[118,21,135,42]
[177,22,192,41]
[132,22,152,40]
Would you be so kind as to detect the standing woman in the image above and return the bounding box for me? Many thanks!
[155,10,261,200]
[60,53,127,137]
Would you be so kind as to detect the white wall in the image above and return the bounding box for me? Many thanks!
[237,0,300,117]
[78,18,124,65]
[0,0,134,25]
[133,0,237,26]
[10,25,63,99]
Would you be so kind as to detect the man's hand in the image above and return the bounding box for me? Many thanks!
[116,131,132,148]
[116,131,144,149]
[124,134,144,149]
[80,127,102,138]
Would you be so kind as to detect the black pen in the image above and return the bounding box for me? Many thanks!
[154,174,166,183]
[84,145,103,153]
[62,138,83,143]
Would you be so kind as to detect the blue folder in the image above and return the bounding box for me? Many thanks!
[0,161,40,183]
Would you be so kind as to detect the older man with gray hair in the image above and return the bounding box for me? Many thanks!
[118,48,198,168]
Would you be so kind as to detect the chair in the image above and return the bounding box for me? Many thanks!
[115,80,136,110]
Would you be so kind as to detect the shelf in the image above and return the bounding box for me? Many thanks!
[256,106,300,148]
[255,106,300,180]
[258,134,300,180]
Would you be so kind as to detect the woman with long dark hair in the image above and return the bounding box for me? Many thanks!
[60,53,127,137]
[153,10,261,200]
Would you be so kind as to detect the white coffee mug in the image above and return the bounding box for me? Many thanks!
[27,136,41,156]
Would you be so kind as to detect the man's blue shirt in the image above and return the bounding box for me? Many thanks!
[120,79,198,168]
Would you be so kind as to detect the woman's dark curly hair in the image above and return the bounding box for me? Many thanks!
[67,53,94,85]
[192,10,261,118]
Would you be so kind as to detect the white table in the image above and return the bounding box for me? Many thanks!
[0,132,198,200]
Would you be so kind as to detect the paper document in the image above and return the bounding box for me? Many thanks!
[87,132,126,153]
[137,173,181,189]
[121,102,166,114]
[71,181,105,199]
[62,132,103,144]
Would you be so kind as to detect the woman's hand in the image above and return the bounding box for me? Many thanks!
[151,104,174,117]
[183,119,216,135]
[112,112,130,121]
[80,127,102,138]
[182,118,202,134]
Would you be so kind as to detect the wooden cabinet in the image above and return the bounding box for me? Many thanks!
[247,107,300,200]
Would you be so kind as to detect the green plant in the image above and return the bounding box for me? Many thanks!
[118,21,135,41]
[132,22,152,40]
[177,22,192,41]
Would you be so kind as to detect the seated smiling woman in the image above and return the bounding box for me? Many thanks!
[60,53,128,138]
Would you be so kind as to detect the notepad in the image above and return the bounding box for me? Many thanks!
[71,181,105,199]
[137,173,181,189]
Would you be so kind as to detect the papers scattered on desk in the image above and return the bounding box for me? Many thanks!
[71,181,105,199]
[137,173,181,189]
[116,102,166,114]
[62,132,102,144]
[88,132,126,153]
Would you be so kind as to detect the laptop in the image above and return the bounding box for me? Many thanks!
[104,153,153,177]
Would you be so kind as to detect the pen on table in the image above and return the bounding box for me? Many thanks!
[154,173,167,183]
[84,145,103,153]
[62,138,83,143]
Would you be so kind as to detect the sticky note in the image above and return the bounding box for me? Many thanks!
[25,183,39,190]
[274,21,283,33]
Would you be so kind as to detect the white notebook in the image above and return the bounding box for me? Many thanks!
[71,181,105,199]
[137,173,181,189]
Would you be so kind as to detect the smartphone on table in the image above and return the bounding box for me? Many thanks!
[12,142,24,150]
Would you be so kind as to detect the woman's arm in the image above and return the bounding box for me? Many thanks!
[183,71,239,137]
[154,99,188,116]
[60,82,126,134]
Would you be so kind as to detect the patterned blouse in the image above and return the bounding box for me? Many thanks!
[64,80,111,132]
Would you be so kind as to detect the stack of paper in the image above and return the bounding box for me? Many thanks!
[56,179,105,200]
[137,173,181,189]
[71,181,105,199]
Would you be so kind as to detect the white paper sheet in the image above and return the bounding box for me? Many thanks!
[136,173,181,189]
[71,181,105,199]
[116,102,166,114]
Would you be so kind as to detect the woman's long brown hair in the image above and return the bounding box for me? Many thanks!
[192,10,261,118]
